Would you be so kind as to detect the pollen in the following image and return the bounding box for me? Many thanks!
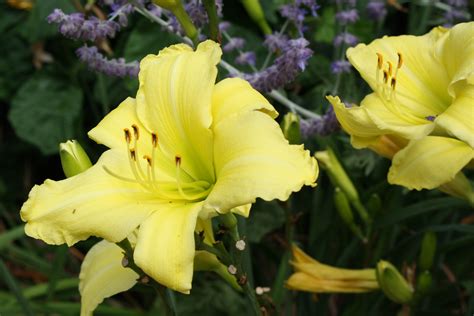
[143,155,152,167]
[383,70,389,84]
[124,128,131,144]
[130,149,136,161]
[387,61,393,77]
[397,52,403,68]
[131,124,140,140]
[175,155,182,166]
[391,78,397,90]
[151,133,158,148]
[376,52,383,69]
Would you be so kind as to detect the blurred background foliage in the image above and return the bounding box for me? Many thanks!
[0,0,473,315]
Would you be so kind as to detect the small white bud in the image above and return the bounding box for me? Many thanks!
[227,265,237,275]
[235,239,246,251]
[256,286,271,295]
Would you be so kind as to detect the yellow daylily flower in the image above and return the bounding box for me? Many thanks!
[286,245,379,293]
[20,40,318,294]
[328,22,474,191]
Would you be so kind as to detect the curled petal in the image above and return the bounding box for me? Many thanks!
[79,240,138,316]
[388,136,474,190]
[205,111,317,213]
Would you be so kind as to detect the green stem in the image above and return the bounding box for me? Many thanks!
[241,275,262,315]
[172,3,198,45]
[116,239,176,316]
[202,0,219,42]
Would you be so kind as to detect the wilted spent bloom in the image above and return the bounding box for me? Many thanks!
[328,22,474,193]
[21,40,317,306]
[286,245,379,293]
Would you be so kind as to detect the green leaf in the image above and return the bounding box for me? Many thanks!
[246,200,285,243]
[0,258,34,316]
[314,7,336,43]
[0,226,24,251]
[374,197,465,228]
[8,74,83,155]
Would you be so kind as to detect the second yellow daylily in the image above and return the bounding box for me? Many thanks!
[328,22,474,192]
[20,40,318,294]
[286,245,379,293]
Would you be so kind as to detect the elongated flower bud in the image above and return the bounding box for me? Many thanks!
[241,0,272,34]
[316,148,370,224]
[59,140,92,178]
[334,188,365,241]
[418,232,436,271]
[281,112,301,145]
[415,270,432,298]
[152,0,181,10]
[194,251,241,291]
[376,260,414,304]
[439,172,474,207]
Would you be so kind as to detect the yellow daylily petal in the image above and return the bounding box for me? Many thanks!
[211,77,278,126]
[327,95,382,148]
[20,150,156,246]
[287,272,378,293]
[136,40,221,182]
[436,83,474,147]
[79,240,138,316]
[231,204,252,218]
[347,27,451,118]
[134,202,204,294]
[88,98,144,151]
[361,93,435,140]
[388,136,474,190]
[434,22,474,96]
[205,111,317,213]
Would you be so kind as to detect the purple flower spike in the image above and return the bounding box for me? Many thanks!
[264,33,289,52]
[331,60,352,74]
[300,107,340,138]
[47,8,120,41]
[333,32,359,47]
[223,38,246,52]
[244,38,313,92]
[76,45,139,78]
[335,9,359,25]
[235,51,257,67]
[366,1,387,21]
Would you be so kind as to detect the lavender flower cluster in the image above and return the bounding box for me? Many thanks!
[280,0,319,34]
[244,37,313,92]
[300,107,340,138]
[47,9,120,41]
[443,0,469,26]
[76,46,139,78]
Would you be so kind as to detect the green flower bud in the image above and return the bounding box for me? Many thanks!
[367,193,382,214]
[418,232,436,271]
[280,112,301,145]
[152,0,197,43]
[59,140,92,178]
[194,251,242,292]
[333,187,364,241]
[241,0,272,34]
[316,148,370,224]
[415,270,432,297]
[376,260,414,304]
[152,0,181,10]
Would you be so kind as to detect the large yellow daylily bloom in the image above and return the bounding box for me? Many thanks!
[286,245,379,293]
[20,41,318,294]
[328,22,474,191]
